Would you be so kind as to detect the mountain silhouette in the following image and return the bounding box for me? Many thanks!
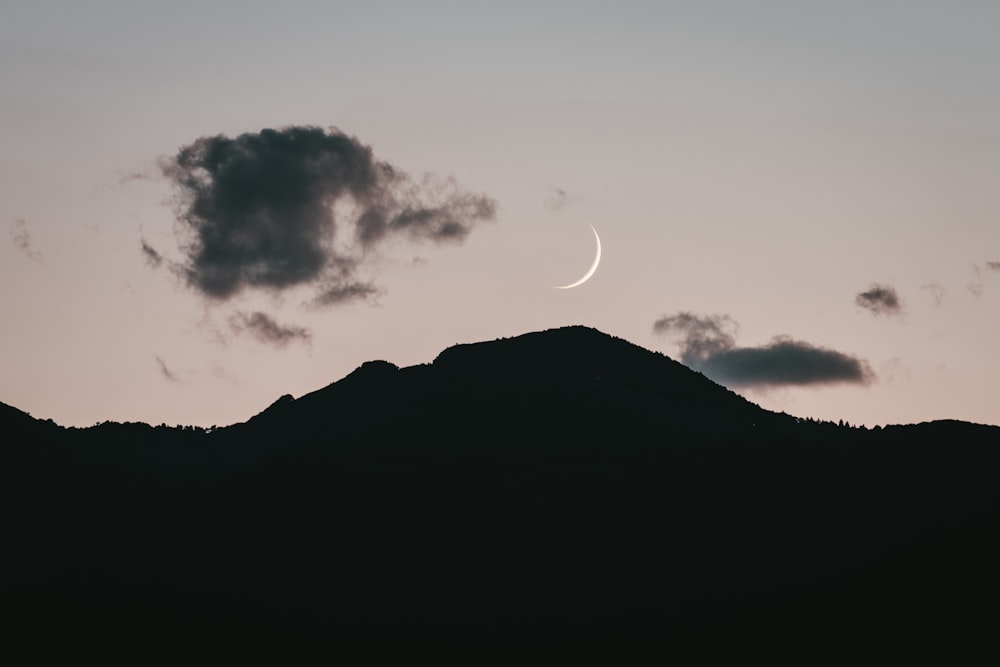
[3,325,1000,654]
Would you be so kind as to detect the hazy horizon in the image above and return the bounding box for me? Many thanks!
[3,1,999,428]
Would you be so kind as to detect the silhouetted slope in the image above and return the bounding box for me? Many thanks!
[0,400,59,441]
[0,400,37,428]
[432,325,778,427]
[2,327,1000,653]
[235,326,789,459]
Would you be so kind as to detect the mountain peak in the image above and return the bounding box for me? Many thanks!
[238,325,776,439]
[433,325,651,371]
[429,325,772,428]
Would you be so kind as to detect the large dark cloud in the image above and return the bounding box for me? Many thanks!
[653,312,873,388]
[159,125,496,303]
[855,284,902,316]
[987,261,1000,272]
[229,311,312,347]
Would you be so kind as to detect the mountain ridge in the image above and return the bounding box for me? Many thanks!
[217,325,791,460]
[3,324,1000,651]
[3,325,996,432]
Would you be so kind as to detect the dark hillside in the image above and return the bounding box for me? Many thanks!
[2,327,999,654]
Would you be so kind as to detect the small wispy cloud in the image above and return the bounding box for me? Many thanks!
[544,187,574,212]
[229,311,312,348]
[311,281,380,307]
[154,355,178,382]
[920,283,946,306]
[968,264,984,298]
[10,218,42,262]
[140,238,164,268]
[855,284,903,317]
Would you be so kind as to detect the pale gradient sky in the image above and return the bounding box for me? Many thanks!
[2,0,999,428]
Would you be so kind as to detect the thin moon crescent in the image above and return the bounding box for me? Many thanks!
[555,225,602,289]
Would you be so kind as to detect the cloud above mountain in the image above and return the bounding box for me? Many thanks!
[653,312,873,388]
[158,125,496,304]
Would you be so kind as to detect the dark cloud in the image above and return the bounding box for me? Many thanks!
[159,125,496,304]
[154,355,178,382]
[920,283,946,306]
[654,311,873,388]
[140,239,164,268]
[10,218,42,262]
[855,284,903,316]
[987,261,1000,272]
[229,311,312,347]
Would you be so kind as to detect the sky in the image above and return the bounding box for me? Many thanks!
[2,0,999,429]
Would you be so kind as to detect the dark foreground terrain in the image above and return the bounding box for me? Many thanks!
[3,326,999,656]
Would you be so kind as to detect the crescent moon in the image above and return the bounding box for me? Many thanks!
[555,225,602,289]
